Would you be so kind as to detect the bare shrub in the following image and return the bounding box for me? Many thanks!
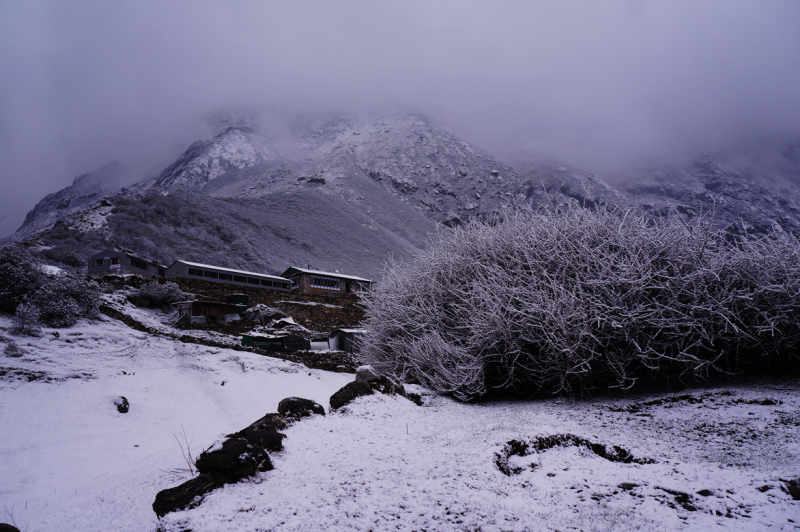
[360,207,800,400]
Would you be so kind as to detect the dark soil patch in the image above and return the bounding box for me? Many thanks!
[495,434,654,476]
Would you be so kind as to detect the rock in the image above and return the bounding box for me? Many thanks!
[243,412,287,432]
[355,366,406,396]
[241,305,287,323]
[355,365,381,382]
[114,396,129,413]
[152,472,228,518]
[278,397,325,418]
[330,380,373,410]
[370,375,406,397]
[195,437,271,481]
[238,429,286,453]
[782,479,800,500]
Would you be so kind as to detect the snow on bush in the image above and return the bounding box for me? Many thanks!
[0,246,42,312]
[13,271,101,333]
[137,281,185,306]
[360,207,800,400]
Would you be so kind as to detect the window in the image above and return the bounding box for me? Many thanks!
[188,268,203,276]
[290,276,299,288]
[158,268,166,276]
[204,271,219,279]
[92,259,104,267]
[261,279,273,287]
[110,258,120,265]
[233,275,246,283]
[248,278,260,285]
[310,275,340,290]
[130,258,148,271]
[280,282,290,290]
[219,273,232,281]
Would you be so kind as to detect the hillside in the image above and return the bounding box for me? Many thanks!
[8,113,800,280]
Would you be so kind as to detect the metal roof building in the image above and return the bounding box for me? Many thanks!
[281,267,373,295]
[167,260,292,291]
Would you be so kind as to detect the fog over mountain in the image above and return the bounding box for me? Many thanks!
[2,1,800,238]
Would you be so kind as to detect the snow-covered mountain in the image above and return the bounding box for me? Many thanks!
[9,113,800,279]
[152,126,290,192]
[15,161,131,239]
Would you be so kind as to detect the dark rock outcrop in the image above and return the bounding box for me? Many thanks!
[370,375,406,397]
[153,472,228,518]
[278,397,325,419]
[195,437,272,481]
[242,412,287,432]
[237,430,286,453]
[355,365,381,382]
[329,380,374,410]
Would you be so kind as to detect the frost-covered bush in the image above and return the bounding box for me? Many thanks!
[12,301,41,335]
[361,208,800,400]
[0,246,41,312]
[16,272,101,330]
[137,281,185,307]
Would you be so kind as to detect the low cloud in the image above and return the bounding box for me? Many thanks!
[2,0,799,235]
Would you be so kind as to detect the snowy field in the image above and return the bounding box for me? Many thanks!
[2,311,800,531]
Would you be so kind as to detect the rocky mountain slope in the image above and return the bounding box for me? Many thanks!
[8,113,800,280]
[14,161,132,239]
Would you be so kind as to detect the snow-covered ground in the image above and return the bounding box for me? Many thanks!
[2,309,800,531]
[0,313,350,531]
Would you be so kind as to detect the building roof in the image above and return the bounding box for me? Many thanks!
[90,248,166,268]
[281,266,372,283]
[333,328,366,334]
[170,260,290,282]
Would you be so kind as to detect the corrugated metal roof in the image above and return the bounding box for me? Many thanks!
[172,260,290,282]
[281,267,372,283]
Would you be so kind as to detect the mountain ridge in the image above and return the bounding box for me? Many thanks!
[9,113,800,280]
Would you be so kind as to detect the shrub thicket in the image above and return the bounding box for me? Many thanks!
[12,271,101,333]
[360,208,800,400]
[0,246,41,312]
[137,281,185,307]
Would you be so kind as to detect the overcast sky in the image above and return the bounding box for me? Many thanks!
[2,0,800,237]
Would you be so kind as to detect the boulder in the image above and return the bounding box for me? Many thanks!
[330,380,373,410]
[370,375,406,397]
[278,397,325,418]
[114,396,129,413]
[195,437,271,481]
[243,412,287,432]
[238,429,286,453]
[355,365,381,382]
[152,472,228,518]
[354,366,406,397]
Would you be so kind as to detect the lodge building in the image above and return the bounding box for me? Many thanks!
[87,248,166,276]
[281,267,373,295]
[87,251,372,295]
[165,260,292,291]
